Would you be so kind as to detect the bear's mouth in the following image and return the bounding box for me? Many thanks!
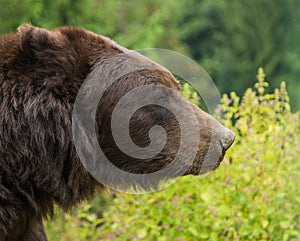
[184,146,226,176]
[211,149,226,171]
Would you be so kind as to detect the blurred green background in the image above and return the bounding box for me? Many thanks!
[1,1,300,241]
[1,0,300,110]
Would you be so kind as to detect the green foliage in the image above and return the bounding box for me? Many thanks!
[181,82,200,106]
[46,69,300,240]
[1,0,300,109]
[0,0,186,50]
[46,193,112,241]
[179,0,300,110]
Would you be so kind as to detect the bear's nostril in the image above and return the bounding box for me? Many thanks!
[222,129,235,150]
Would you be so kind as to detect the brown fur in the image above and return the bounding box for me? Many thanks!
[0,25,232,240]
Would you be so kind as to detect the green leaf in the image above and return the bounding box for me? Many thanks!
[187,227,199,237]
[261,219,269,228]
[279,221,290,229]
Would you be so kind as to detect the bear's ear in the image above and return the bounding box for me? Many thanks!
[18,24,63,61]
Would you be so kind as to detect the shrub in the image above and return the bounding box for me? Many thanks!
[46,68,300,241]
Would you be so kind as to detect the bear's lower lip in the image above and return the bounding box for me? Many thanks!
[212,149,226,170]
[184,149,226,176]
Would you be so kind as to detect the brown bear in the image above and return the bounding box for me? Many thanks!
[0,24,234,241]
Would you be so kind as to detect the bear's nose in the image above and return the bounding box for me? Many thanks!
[221,129,235,150]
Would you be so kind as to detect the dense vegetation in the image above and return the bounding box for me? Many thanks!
[1,1,299,240]
[46,69,300,240]
[0,0,300,110]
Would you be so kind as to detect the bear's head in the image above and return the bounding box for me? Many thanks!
[0,24,235,192]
